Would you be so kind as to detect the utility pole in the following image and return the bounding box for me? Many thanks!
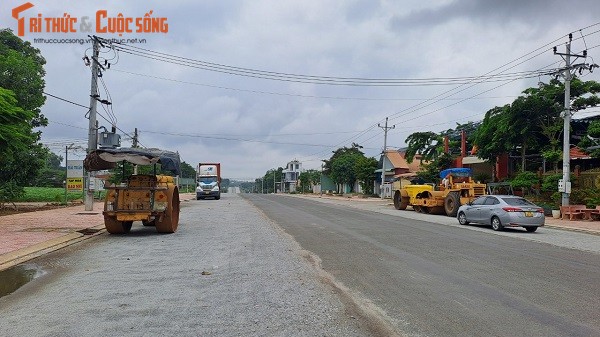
[378,117,395,199]
[64,145,69,206]
[320,163,323,197]
[553,34,595,206]
[84,37,102,211]
[273,169,276,193]
[132,128,139,174]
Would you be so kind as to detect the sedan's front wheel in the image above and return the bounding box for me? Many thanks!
[458,212,469,225]
[491,216,503,231]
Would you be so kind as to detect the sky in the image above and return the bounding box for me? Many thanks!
[2,0,600,180]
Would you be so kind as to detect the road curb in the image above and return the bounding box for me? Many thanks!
[0,224,106,272]
[544,224,600,236]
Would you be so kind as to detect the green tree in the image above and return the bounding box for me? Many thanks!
[404,131,443,164]
[416,152,454,183]
[262,168,283,193]
[322,143,364,174]
[510,171,540,196]
[330,153,361,191]
[354,156,377,195]
[473,106,511,181]
[180,161,196,179]
[0,88,47,200]
[0,30,48,202]
[29,150,64,187]
[221,178,230,192]
[579,120,600,158]
[0,29,47,127]
[1,144,47,193]
[298,169,320,193]
[0,88,35,153]
[508,78,600,171]
[323,144,365,193]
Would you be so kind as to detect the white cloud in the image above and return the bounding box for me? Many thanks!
[2,0,599,179]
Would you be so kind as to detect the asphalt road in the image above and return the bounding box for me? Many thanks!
[0,193,369,337]
[243,194,600,337]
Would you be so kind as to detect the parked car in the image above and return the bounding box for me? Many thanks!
[456,195,545,232]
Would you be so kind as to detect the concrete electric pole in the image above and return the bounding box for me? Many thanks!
[132,128,139,174]
[84,37,101,211]
[378,117,395,199]
[553,33,595,206]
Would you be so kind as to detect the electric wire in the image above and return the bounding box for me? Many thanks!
[112,69,522,102]
[110,45,558,86]
[301,25,600,162]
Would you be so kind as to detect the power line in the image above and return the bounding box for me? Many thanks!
[138,129,379,150]
[43,92,89,109]
[300,25,600,161]
[43,91,143,148]
[113,69,523,102]
[104,37,558,86]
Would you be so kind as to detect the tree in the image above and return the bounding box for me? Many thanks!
[262,168,283,193]
[0,88,36,153]
[0,88,45,200]
[221,178,230,192]
[322,144,366,193]
[404,131,443,164]
[0,29,47,128]
[322,143,364,174]
[330,153,361,191]
[29,150,64,187]
[508,77,600,171]
[354,156,378,195]
[1,143,47,192]
[298,169,320,193]
[416,152,454,183]
[579,120,600,158]
[0,30,48,201]
[180,161,196,179]
[473,106,512,181]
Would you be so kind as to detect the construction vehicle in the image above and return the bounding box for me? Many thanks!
[196,163,221,200]
[84,147,182,234]
[392,168,486,217]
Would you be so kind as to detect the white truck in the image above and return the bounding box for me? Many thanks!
[196,163,221,200]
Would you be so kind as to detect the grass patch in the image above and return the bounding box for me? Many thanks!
[15,187,104,203]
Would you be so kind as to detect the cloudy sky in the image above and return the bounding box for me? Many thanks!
[2,0,600,180]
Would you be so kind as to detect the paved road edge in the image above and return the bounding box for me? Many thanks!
[0,225,106,272]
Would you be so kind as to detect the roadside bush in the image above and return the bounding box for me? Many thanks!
[510,171,540,196]
[541,174,563,193]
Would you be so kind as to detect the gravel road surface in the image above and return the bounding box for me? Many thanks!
[0,193,370,337]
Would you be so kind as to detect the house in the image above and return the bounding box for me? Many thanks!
[312,174,336,194]
[282,159,302,192]
[376,149,425,197]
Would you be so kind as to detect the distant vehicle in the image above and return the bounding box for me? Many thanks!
[457,195,545,232]
[196,163,221,200]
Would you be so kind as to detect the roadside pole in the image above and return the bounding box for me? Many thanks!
[553,34,596,206]
[84,37,101,211]
[378,117,395,199]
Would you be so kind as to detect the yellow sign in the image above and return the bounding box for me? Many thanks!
[67,177,83,191]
